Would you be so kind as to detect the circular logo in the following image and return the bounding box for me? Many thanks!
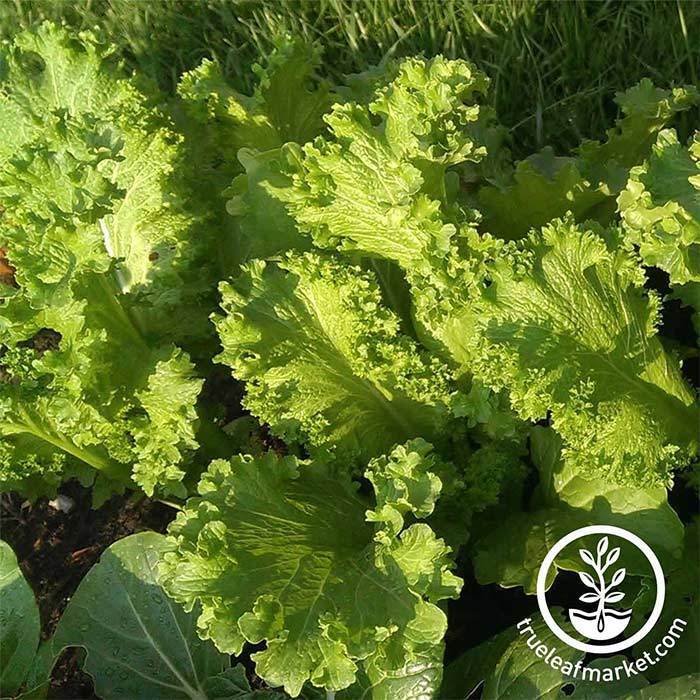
[536,525,665,654]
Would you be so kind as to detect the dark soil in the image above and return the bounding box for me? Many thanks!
[0,481,175,699]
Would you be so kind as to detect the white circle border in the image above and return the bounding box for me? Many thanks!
[536,525,665,654]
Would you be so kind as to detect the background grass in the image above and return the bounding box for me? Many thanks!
[1,0,698,156]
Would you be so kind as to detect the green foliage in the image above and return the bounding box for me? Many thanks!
[0,24,215,502]
[477,82,698,239]
[0,534,283,699]
[468,219,697,487]
[2,1,698,158]
[159,448,461,696]
[214,253,454,463]
[0,540,41,697]
[1,16,698,700]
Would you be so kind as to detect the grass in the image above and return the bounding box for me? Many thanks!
[1,0,698,156]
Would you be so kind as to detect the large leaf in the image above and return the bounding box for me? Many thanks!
[472,611,581,700]
[617,674,700,698]
[361,644,444,700]
[159,447,461,696]
[0,540,40,697]
[214,252,453,464]
[51,532,228,700]
[178,38,333,174]
[469,218,697,487]
[441,626,517,699]
[632,523,699,682]
[203,666,286,699]
[176,38,333,272]
[563,657,648,698]
[0,24,211,502]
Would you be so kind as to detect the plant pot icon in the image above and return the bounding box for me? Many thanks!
[569,607,632,641]
[569,536,632,641]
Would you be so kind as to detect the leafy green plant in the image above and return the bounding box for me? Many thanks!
[0,534,284,700]
[1,21,698,700]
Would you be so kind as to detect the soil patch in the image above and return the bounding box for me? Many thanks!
[0,481,175,699]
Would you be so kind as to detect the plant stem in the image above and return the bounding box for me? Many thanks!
[595,550,607,633]
[156,498,185,511]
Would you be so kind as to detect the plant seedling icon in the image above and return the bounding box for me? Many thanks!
[568,536,632,641]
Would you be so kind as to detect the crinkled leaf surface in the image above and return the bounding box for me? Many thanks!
[279,55,494,276]
[469,218,697,487]
[51,532,227,700]
[178,38,332,165]
[619,129,700,285]
[214,252,452,463]
[478,81,698,239]
[0,23,214,343]
[159,447,461,696]
[176,38,333,265]
[225,147,310,266]
[0,539,40,697]
[0,25,209,501]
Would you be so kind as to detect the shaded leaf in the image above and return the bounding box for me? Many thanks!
[52,532,228,699]
[0,540,40,697]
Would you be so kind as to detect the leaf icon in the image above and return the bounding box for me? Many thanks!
[579,592,599,603]
[610,568,626,587]
[579,548,596,567]
[605,591,625,604]
[605,547,621,569]
[579,571,598,590]
[597,536,609,557]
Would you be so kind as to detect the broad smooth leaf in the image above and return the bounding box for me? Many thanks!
[616,674,700,699]
[482,610,583,700]
[51,532,228,699]
[565,656,648,698]
[632,524,699,681]
[362,645,444,700]
[202,665,286,699]
[597,537,609,557]
[0,540,40,697]
[440,627,517,699]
